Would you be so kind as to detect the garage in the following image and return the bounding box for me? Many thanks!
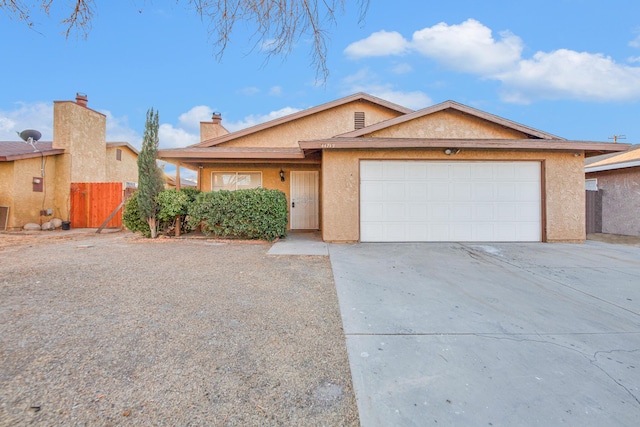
[360,160,541,242]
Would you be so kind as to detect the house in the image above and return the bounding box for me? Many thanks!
[158,93,627,243]
[585,145,640,236]
[0,94,139,231]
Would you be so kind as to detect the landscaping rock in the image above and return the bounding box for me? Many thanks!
[41,221,55,231]
[23,223,41,231]
[51,218,63,228]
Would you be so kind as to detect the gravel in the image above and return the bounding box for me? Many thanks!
[0,231,359,426]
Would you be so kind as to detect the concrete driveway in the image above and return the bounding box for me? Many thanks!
[329,241,640,426]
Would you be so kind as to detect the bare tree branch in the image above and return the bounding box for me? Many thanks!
[1,0,369,82]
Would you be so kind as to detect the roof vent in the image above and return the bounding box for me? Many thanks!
[354,112,365,130]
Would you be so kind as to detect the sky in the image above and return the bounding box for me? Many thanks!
[2,0,640,158]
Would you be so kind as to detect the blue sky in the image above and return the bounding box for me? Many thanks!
[2,0,640,152]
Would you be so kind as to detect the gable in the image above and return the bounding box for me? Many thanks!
[364,109,529,140]
[215,101,406,149]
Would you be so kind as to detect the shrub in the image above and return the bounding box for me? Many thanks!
[156,188,201,235]
[189,188,287,241]
[122,191,151,237]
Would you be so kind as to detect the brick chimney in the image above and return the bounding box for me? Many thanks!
[76,93,88,107]
[200,111,229,141]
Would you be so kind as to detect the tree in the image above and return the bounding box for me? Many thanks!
[1,0,369,81]
[137,108,165,239]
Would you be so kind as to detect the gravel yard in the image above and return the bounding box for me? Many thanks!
[0,231,358,426]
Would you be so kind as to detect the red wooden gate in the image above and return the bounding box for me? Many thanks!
[70,182,123,228]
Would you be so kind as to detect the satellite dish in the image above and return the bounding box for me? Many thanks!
[19,129,42,142]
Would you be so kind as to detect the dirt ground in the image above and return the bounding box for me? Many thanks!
[0,230,359,426]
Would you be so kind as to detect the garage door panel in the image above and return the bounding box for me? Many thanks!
[361,182,384,201]
[361,161,383,180]
[361,160,541,242]
[452,182,472,201]
[384,203,405,221]
[473,182,495,201]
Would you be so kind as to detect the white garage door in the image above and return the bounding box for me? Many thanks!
[360,160,541,242]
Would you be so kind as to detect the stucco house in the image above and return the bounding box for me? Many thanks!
[584,145,640,236]
[0,94,138,231]
[158,93,626,243]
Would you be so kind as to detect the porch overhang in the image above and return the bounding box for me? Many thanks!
[299,137,630,158]
[157,147,320,169]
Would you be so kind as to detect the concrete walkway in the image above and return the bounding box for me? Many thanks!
[267,231,328,256]
[329,241,640,426]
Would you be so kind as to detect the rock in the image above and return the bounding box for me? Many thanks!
[23,223,41,231]
[41,221,55,231]
[51,218,63,228]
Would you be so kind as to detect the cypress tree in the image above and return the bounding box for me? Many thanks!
[137,108,165,238]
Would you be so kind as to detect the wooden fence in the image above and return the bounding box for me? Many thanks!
[70,182,123,228]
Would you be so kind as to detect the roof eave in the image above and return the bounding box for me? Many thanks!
[0,149,65,162]
[299,138,629,156]
[585,160,640,173]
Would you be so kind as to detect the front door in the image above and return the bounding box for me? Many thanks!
[290,171,319,229]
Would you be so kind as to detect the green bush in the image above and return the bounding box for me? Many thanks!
[189,188,287,241]
[122,191,151,237]
[123,187,202,237]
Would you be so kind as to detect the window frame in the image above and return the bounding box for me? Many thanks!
[211,171,263,191]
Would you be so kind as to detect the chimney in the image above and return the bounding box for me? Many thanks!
[200,111,229,141]
[76,93,88,107]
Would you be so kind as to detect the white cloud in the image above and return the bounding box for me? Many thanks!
[101,110,143,148]
[345,19,640,103]
[269,86,283,96]
[177,105,213,130]
[238,86,260,96]
[497,49,640,102]
[159,123,199,148]
[0,102,53,141]
[344,30,409,59]
[391,62,413,74]
[411,19,523,74]
[342,68,431,110]
[224,107,301,132]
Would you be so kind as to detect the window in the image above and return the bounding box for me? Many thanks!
[116,149,122,161]
[354,111,365,130]
[212,172,262,191]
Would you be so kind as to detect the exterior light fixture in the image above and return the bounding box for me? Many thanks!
[444,148,460,155]
[280,169,285,182]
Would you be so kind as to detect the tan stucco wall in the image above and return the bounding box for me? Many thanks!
[200,122,229,141]
[0,162,14,228]
[105,146,139,183]
[368,110,527,139]
[200,164,322,230]
[53,101,107,182]
[586,168,640,236]
[321,149,585,243]
[219,101,403,148]
[2,156,59,229]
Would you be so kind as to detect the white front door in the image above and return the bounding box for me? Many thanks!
[290,171,319,230]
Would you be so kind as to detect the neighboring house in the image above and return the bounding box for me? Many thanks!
[164,173,197,189]
[585,145,640,236]
[0,94,138,230]
[158,92,626,243]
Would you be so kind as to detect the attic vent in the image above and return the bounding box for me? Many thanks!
[354,112,365,130]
